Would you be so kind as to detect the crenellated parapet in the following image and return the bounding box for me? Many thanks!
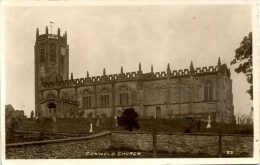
[36,34,67,45]
[193,65,218,75]
[41,59,229,89]
[172,69,190,76]
[42,71,140,88]
[36,26,67,44]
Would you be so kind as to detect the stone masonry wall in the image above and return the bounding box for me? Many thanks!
[6,131,252,158]
[6,132,111,159]
[110,132,253,157]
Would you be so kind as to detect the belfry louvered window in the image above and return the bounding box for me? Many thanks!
[40,45,45,63]
[50,44,56,62]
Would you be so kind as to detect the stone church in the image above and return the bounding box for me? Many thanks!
[35,27,235,123]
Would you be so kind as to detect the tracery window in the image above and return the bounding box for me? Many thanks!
[46,92,56,99]
[119,86,129,105]
[100,88,109,106]
[50,44,56,62]
[204,81,213,101]
[82,90,91,108]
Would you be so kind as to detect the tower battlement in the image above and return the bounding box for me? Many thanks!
[36,26,67,43]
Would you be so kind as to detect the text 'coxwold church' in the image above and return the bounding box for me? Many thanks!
[35,27,235,123]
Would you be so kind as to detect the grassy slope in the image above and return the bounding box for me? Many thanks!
[15,118,253,134]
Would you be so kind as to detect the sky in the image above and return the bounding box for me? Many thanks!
[3,4,253,117]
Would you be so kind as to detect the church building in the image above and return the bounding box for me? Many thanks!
[35,27,235,123]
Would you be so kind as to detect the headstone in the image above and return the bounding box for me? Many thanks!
[89,123,93,132]
[35,117,39,130]
[115,115,118,127]
[206,116,211,128]
[96,115,100,127]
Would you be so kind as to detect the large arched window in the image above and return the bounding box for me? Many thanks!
[204,81,213,101]
[50,44,56,62]
[119,86,129,105]
[40,45,45,63]
[100,88,109,106]
[82,90,91,108]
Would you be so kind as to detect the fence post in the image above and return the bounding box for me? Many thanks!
[152,116,157,158]
[218,117,222,157]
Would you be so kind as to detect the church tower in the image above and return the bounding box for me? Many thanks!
[34,26,69,117]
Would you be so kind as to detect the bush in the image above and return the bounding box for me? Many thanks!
[117,107,140,132]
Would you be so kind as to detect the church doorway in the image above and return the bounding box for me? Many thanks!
[156,107,161,118]
[47,102,57,114]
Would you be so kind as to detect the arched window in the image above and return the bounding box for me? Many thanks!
[100,88,109,106]
[50,44,56,62]
[82,90,91,108]
[119,86,129,105]
[204,81,213,101]
[62,92,69,100]
[40,45,45,63]
[46,92,56,99]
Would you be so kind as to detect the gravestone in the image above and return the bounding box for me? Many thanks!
[96,115,100,127]
[206,116,211,128]
[89,123,93,132]
[114,115,118,127]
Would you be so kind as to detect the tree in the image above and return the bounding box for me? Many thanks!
[117,107,140,132]
[230,32,252,99]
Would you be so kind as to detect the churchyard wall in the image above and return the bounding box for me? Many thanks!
[6,131,253,158]
[6,131,111,159]
[110,132,253,156]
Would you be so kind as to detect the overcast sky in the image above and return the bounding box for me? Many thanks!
[4,5,252,116]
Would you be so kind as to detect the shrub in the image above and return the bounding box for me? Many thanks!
[117,107,140,132]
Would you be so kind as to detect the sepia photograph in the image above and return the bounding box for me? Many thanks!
[1,0,259,164]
